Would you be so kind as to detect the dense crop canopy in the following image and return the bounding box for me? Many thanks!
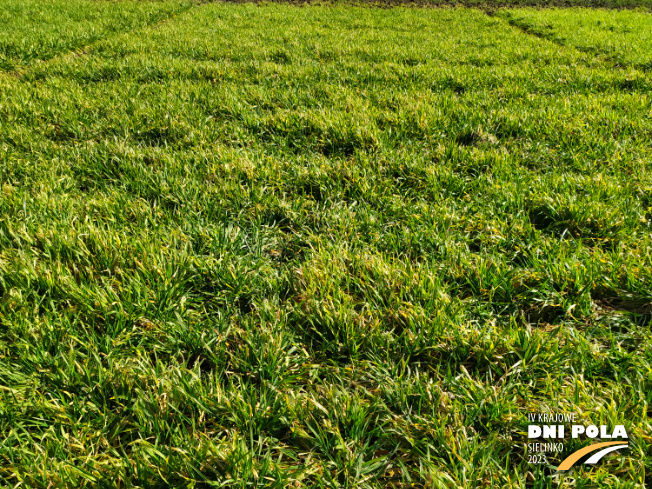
[0,2,650,487]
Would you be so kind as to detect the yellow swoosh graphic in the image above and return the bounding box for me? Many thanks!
[557,441,628,471]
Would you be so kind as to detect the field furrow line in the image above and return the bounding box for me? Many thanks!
[3,1,196,81]
[495,11,650,72]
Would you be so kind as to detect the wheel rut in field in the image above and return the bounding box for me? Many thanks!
[494,11,649,72]
[2,2,196,81]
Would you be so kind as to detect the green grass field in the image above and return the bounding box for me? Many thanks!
[0,1,651,487]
